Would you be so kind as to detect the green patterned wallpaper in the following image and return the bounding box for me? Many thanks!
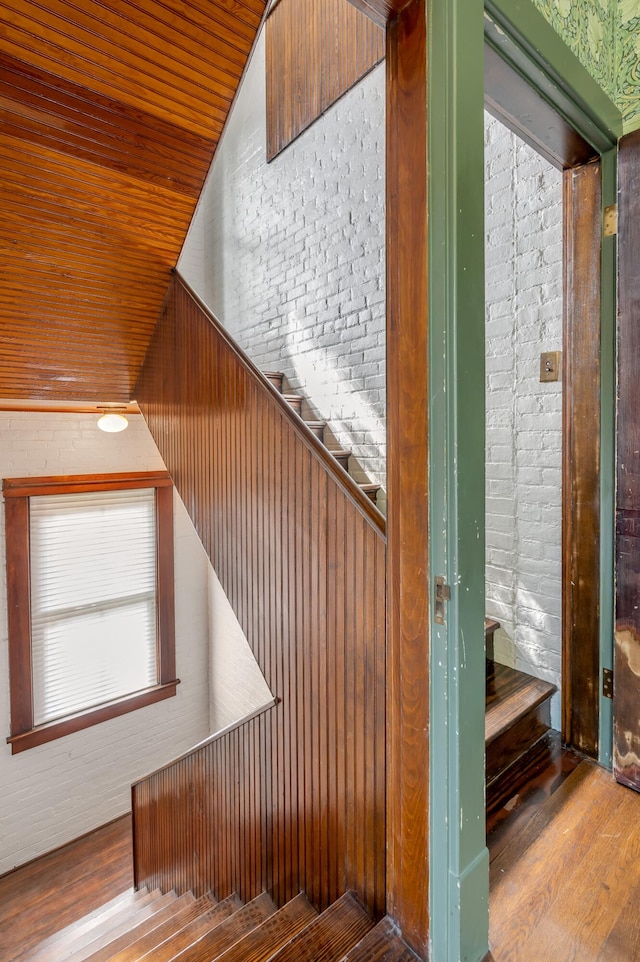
[618,0,640,128]
[531,0,640,131]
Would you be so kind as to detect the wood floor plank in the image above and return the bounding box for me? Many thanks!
[489,762,640,962]
[0,816,133,960]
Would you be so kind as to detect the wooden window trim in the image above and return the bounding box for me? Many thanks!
[4,471,178,755]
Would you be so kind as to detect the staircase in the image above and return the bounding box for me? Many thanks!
[263,371,381,506]
[16,889,418,962]
[484,620,557,815]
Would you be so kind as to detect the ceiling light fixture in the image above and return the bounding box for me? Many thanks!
[97,405,129,433]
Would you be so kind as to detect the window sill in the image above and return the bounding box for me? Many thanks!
[7,681,180,755]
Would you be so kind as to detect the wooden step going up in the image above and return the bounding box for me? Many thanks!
[264,371,381,506]
[485,657,557,816]
[19,886,420,962]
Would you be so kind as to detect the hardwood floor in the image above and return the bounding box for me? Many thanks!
[0,815,132,960]
[487,761,640,961]
[4,768,640,962]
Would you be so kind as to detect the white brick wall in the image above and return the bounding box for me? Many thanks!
[484,113,563,727]
[0,413,212,873]
[179,32,387,512]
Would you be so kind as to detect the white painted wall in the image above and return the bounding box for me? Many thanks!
[0,411,266,874]
[179,31,387,511]
[484,113,563,727]
[208,568,272,733]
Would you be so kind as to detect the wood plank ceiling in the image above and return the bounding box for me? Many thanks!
[0,0,267,401]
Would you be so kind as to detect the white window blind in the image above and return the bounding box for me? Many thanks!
[29,487,158,726]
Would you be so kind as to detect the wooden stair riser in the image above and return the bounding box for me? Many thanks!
[283,393,304,416]
[486,730,561,817]
[486,698,553,786]
[485,659,557,816]
[329,450,350,471]
[264,372,285,392]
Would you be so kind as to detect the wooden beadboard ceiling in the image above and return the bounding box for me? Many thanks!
[0,0,267,401]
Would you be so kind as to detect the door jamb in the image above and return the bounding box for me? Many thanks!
[429,2,621,960]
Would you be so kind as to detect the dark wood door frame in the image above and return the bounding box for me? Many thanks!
[346,0,613,956]
[562,162,602,758]
[485,44,603,759]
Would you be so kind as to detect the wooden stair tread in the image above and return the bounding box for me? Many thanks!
[18,888,166,962]
[265,892,374,962]
[150,892,276,962]
[78,892,213,962]
[16,887,144,954]
[105,893,241,962]
[213,893,318,962]
[58,891,192,962]
[337,917,419,961]
[485,661,556,746]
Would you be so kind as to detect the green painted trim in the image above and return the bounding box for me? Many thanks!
[599,147,616,770]
[485,0,622,151]
[428,2,622,959]
[428,0,487,958]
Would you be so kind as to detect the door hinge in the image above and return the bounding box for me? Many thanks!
[603,667,613,699]
[604,204,617,237]
[434,576,451,625]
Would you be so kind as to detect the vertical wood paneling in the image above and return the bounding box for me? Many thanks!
[132,274,387,918]
[265,0,385,160]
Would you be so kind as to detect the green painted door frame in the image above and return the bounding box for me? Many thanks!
[427,2,621,959]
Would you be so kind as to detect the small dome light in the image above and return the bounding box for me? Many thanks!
[97,410,129,433]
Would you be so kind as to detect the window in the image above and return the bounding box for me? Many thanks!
[4,472,178,754]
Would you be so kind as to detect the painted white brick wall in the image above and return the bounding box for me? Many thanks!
[0,413,212,873]
[484,113,563,727]
[179,32,387,512]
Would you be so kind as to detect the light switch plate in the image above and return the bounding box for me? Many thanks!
[540,350,561,382]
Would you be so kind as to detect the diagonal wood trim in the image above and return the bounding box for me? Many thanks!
[343,0,409,27]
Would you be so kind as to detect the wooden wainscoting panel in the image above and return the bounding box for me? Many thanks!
[266,0,385,160]
[133,274,387,919]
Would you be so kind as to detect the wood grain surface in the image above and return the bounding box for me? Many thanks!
[0,816,132,960]
[488,762,640,961]
[562,160,601,759]
[0,0,267,401]
[385,1,429,954]
[133,275,387,919]
[266,0,384,160]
